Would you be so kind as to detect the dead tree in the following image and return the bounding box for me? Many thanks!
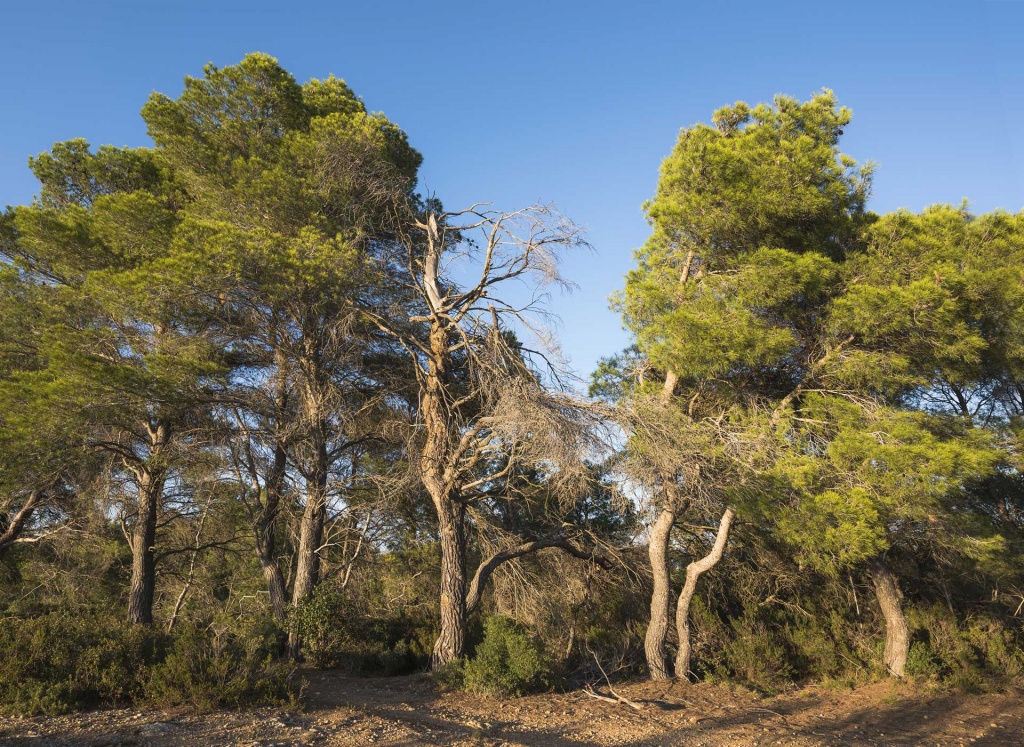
[368,202,615,668]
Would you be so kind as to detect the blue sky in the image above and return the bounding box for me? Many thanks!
[3,0,1022,380]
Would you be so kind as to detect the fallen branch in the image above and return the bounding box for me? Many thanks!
[586,650,644,711]
[582,685,644,711]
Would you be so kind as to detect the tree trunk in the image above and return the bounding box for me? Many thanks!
[464,537,612,616]
[256,343,290,624]
[675,507,734,680]
[646,356,683,680]
[287,432,328,660]
[261,554,289,622]
[432,495,467,669]
[127,468,164,624]
[869,557,909,678]
[420,316,471,670]
[645,506,676,681]
[256,443,288,623]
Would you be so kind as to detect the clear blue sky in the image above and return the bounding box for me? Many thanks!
[3,0,1022,380]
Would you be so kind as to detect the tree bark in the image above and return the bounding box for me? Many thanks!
[127,420,169,625]
[419,314,470,670]
[869,557,909,678]
[645,506,676,680]
[127,468,165,624]
[287,430,328,659]
[646,354,684,680]
[256,442,289,623]
[261,554,289,622]
[254,342,291,624]
[433,495,467,669]
[675,507,734,680]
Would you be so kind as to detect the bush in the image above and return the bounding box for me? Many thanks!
[462,615,552,697]
[0,613,164,715]
[717,609,794,694]
[294,583,433,673]
[904,604,1024,691]
[432,657,467,690]
[0,612,298,716]
[144,619,298,712]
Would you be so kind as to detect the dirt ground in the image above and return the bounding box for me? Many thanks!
[1,672,1022,746]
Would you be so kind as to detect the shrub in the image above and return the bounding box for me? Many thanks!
[294,588,349,669]
[0,613,164,715]
[144,619,298,711]
[462,615,552,697]
[432,657,467,690]
[0,612,298,716]
[294,583,433,673]
[904,604,1024,691]
[718,609,794,694]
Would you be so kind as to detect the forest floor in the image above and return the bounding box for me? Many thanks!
[1,671,1022,746]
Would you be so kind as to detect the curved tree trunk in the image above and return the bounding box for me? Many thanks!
[869,557,909,678]
[464,537,613,616]
[675,507,734,680]
[645,506,676,680]
[645,357,686,680]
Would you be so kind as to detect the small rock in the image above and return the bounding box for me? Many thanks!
[140,722,174,734]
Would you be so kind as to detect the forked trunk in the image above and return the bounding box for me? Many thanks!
[869,557,909,678]
[675,507,734,680]
[645,506,676,680]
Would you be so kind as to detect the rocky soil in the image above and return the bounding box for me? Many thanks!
[2,672,1022,746]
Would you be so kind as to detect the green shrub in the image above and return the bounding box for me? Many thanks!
[904,604,1024,691]
[718,610,794,694]
[0,612,298,716]
[294,584,432,673]
[294,588,349,669]
[462,615,552,697]
[144,620,298,711]
[905,640,942,680]
[432,657,467,690]
[0,613,164,715]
